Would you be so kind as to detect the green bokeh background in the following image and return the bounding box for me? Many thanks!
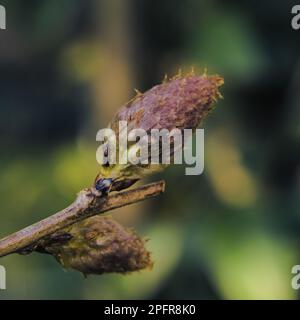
[0,0,300,299]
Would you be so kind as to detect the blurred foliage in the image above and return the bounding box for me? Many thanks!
[0,0,300,299]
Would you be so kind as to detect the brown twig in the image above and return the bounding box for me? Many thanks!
[0,181,165,258]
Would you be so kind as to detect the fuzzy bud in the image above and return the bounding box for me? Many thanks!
[37,216,152,276]
[110,71,224,133]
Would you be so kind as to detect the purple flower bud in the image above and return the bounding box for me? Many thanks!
[110,71,224,133]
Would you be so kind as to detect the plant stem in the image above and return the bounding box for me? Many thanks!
[0,181,165,258]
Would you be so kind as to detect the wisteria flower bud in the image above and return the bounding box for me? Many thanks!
[110,70,224,134]
[37,216,152,276]
[95,70,224,193]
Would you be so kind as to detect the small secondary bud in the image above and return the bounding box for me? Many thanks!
[37,216,152,276]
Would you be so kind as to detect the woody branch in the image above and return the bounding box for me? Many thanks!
[0,180,165,258]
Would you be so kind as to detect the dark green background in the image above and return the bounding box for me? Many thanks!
[0,0,300,299]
